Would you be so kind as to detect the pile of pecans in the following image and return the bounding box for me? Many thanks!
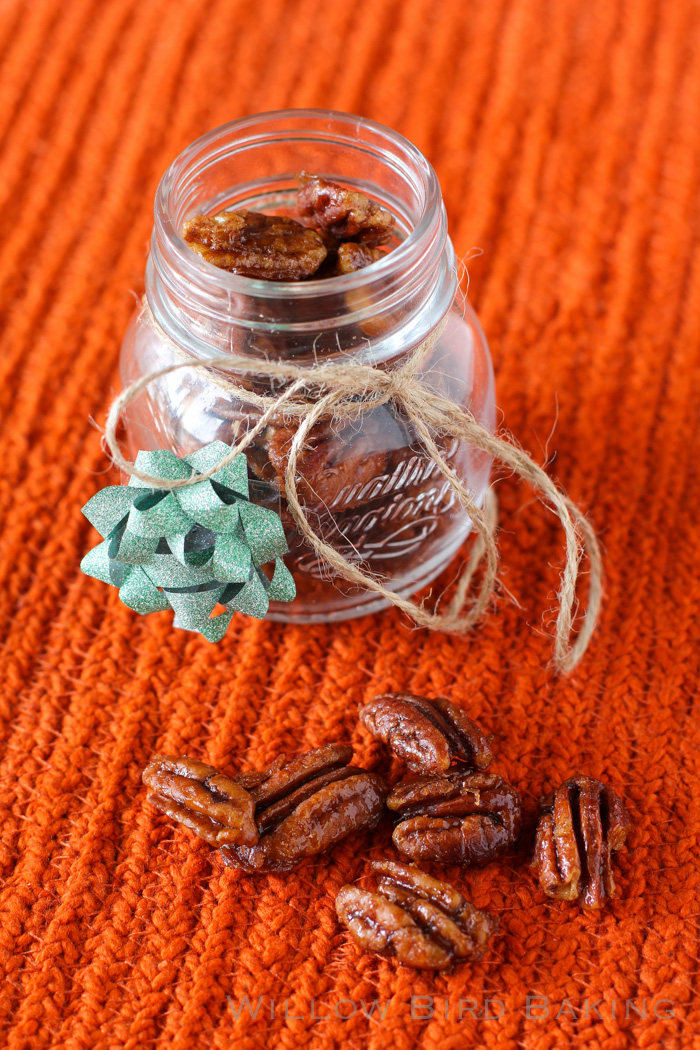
[144,744,388,874]
[182,172,394,281]
[142,692,631,971]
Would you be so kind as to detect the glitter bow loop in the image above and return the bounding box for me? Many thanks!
[80,441,296,641]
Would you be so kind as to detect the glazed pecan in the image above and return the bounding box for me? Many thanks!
[334,242,385,274]
[335,860,497,970]
[220,743,388,872]
[387,770,521,865]
[531,774,631,909]
[266,415,392,509]
[359,693,494,774]
[142,754,258,846]
[182,209,327,280]
[297,173,394,246]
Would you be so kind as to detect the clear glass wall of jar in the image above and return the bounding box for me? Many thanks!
[119,110,496,623]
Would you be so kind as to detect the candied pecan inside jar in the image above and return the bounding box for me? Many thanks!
[297,172,394,246]
[182,209,327,280]
[334,242,385,275]
[360,692,494,774]
[220,743,388,872]
[387,769,522,866]
[142,754,258,846]
[531,774,631,909]
[335,859,497,970]
[203,393,461,563]
[308,236,387,280]
[265,412,394,510]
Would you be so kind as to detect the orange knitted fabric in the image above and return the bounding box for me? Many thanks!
[1,1,699,1047]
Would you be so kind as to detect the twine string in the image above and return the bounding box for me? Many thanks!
[103,301,603,672]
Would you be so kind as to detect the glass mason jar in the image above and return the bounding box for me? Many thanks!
[119,110,495,624]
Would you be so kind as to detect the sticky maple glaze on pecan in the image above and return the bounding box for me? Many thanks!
[335,860,497,970]
[220,744,388,872]
[531,774,631,909]
[359,693,494,774]
[387,770,521,865]
[142,754,258,846]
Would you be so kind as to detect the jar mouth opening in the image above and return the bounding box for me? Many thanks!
[154,108,444,300]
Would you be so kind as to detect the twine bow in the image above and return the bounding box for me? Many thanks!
[101,301,602,672]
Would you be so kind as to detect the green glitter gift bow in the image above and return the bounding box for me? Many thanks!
[80,440,295,641]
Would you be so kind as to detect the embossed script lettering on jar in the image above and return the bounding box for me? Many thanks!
[295,437,463,575]
[119,111,496,623]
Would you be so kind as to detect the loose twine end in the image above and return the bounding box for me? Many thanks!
[103,300,603,673]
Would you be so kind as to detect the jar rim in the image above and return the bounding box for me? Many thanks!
[153,108,444,301]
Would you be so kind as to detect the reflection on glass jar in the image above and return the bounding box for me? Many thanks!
[120,110,495,623]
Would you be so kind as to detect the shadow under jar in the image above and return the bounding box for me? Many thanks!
[120,110,496,623]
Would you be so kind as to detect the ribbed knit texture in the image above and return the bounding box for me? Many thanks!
[1,1,699,1047]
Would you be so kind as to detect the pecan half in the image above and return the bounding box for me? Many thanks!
[387,770,521,865]
[220,744,388,872]
[182,209,327,280]
[335,860,497,970]
[531,774,631,909]
[334,242,385,274]
[297,173,394,246]
[359,693,494,774]
[142,754,258,846]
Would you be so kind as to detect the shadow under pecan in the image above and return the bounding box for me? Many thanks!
[387,770,522,865]
[220,743,388,872]
[142,754,258,846]
[335,860,497,970]
[531,774,631,909]
[359,693,494,774]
